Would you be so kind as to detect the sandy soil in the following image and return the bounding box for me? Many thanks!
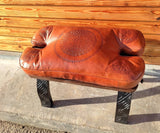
[0,120,68,133]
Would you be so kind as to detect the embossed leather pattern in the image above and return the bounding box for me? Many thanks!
[20,26,145,92]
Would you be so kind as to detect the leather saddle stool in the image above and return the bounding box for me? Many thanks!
[20,26,145,124]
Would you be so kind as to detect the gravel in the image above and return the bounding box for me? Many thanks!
[0,120,68,133]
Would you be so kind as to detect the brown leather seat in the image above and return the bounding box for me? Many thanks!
[20,26,145,92]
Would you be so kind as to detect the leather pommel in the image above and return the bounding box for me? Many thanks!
[113,29,145,56]
[32,26,53,48]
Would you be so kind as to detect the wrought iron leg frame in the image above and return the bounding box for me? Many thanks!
[115,91,132,124]
[37,79,53,107]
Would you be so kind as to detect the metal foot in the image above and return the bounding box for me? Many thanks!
[115,91,132,124]
[141,79,144,83]
[37,79,53,107]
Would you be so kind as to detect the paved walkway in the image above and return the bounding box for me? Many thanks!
[0,51,160,133]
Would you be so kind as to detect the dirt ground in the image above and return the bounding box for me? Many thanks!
[0,120,68,133]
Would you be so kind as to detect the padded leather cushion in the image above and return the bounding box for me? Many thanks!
[20,26,145,91]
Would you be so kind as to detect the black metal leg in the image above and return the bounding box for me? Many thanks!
[37,79,53,107]
[115,91,132,124]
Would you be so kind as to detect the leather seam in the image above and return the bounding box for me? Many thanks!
[21,67,144,83]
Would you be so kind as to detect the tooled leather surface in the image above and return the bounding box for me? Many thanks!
[20,26,145,91]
